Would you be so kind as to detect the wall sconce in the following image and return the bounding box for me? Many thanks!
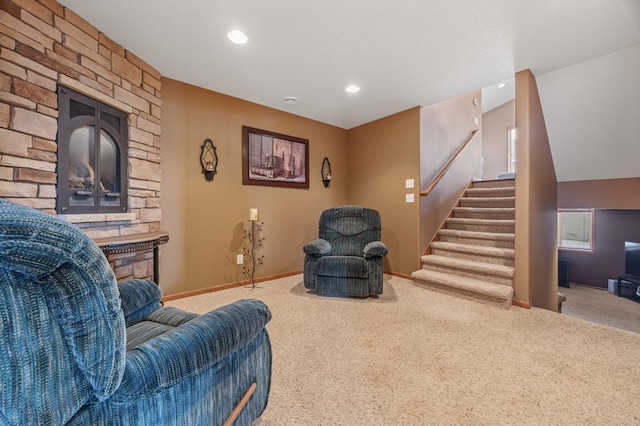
[321,157,332,188]
[200,138,218,181]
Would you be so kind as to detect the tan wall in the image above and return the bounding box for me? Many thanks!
[160,78,349,296]
[514,69,558,310]
[482,100,514,180]
[347,108,421,276]
[419,90,483,252]
[558,178,640,209]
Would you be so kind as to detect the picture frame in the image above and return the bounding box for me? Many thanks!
[242,126,309,189]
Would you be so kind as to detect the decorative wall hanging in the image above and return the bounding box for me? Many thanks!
[242,126,309,189]
[200,138,218,181]
[321,157,332,187]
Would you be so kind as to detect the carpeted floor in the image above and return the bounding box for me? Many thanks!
[560,284,640,334]
[166,274,640,425]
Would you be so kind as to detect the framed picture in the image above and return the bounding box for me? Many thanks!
[242,126,309,189]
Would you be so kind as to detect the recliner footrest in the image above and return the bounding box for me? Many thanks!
[316,256,368,279]
[316,275,370,297]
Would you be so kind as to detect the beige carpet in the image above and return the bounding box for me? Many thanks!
[560,284,640,334]
[166,274,640,425]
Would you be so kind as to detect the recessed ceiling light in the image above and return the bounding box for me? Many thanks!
[283,96,298,105]
[227,30,248,45]
[345,84,360,93]
[498,83,506,88]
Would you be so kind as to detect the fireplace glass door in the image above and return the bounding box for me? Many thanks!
[57,87,128,214]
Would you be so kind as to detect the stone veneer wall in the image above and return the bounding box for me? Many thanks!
[0,0,162,281]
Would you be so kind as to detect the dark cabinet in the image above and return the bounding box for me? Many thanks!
[558,258,571,288]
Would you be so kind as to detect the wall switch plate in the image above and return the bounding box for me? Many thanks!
[236,254,244,264]
[405,179,414,189]
[406,193,414,203]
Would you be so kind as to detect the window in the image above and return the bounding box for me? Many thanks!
[558,209,594,252]
[507,127,516,173]
[57,87,128,214]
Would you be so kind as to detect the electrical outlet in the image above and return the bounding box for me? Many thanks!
[406,193,414,203]
[405,179,414,189]
[236,254,244,264]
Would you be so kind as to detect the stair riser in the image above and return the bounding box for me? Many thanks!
[438,235,515,249]
[453,210,515,220]
[459,199,515,208]
[471,180,515,189]
[446,222,515,234]
[421,263,513,286]
[465,188,515,198]
[413,279,513,309]
[431,248,515,267]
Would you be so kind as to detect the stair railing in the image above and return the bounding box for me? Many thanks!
[420,129,479,197]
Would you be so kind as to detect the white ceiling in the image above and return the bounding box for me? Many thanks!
[481,78,515,114]
[58,0,640,182]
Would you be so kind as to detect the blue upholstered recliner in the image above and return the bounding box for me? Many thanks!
[0,199,272,426]
[303,205,388,297]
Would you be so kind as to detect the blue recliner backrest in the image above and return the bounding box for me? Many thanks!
[319,205,381,256]
[0,199,126,425]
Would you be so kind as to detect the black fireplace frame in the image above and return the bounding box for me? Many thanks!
[56,86,128,214]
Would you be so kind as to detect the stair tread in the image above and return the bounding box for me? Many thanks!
[431,241,514,258]
[438,229,515,241]
[466,187,514,194]
[421,254,514,277]
[447,217,515,225]
[412,269,514,299]
[473,178,515,182]
[465,194,515,200]
[462,196,515,201]
[471,178,515,189]
[454,207,515,212]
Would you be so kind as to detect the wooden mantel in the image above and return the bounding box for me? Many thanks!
[92,231,169,284]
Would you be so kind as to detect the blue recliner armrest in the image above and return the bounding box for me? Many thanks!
[303,238,332,256]
[70,298,273,425]
[117,279,162,327]
[363,241,389,259]
[115,299,272,396]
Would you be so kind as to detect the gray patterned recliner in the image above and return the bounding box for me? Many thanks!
[0,199,272,425]
[303,205,388,297]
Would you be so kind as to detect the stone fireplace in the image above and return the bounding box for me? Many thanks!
[0,0,163,282]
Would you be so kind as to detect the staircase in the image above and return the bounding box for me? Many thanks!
[412,179,515,308]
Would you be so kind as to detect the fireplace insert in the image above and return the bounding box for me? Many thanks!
[57,87,128,214]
